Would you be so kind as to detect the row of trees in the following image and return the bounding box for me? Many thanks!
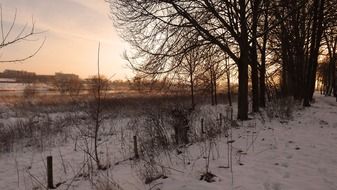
[109,0,337,120]
[52,76,113,96]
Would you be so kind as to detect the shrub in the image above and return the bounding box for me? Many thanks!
[169,107,191,145]
[23,84,37,98]
[94,177,124,190]
[0,114,71,152]
[266,97,295,119]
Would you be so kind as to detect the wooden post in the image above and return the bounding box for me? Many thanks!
[47,156,54,189]
[219,113,222,127]
[227,141,230,168]
[133,136,139,159]
[201,118,204,134]
[226,106,233,121]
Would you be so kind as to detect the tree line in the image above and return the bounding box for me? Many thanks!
[108,0,337,120]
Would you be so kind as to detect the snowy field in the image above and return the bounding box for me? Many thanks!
[0,94,336,190]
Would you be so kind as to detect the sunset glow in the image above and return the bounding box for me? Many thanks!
[0,0,131,79]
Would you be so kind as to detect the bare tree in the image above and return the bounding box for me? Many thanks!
[54,76,83,96]
[88,43,107,169]
[0,5,44,63]
[266,0,331,106]
[259,0,270,108]
[303,0,326,106]
[80,44,111,170]
[177,47,202,109]
[109,0,337,116]
[202,46,226,106]
[108,0,261,120]
[322,28,337,97]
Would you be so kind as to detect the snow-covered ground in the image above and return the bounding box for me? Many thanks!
[0,82,53,94]
[0,95,336,190]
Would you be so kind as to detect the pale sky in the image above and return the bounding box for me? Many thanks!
[0,0,132,79]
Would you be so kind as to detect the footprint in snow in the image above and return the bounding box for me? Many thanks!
[318,167,327,174]
[272,183,282,190]
[263,182,282,190]
[286,155,293,159]
[281,163,288,168]
[283,172,290,178]
[333,123,337,128]
[319,120,329,125]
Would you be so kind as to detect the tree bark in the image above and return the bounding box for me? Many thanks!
[250,0,260,112]
[304,0,325,106]
[238,56,249,120]
[226,57,232,106]
[237,0,249,120]
[259,0,269,108]
[189,70,195,110]
[213,71,218,105]
[210,72,215,105]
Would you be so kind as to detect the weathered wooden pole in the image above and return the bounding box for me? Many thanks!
[226,106,233,121]
[201,118,204,134]
[133,136,139,159]
[47,156,54,189]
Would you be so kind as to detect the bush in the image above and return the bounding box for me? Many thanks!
[139,110,172,155]
[94,177,124,190]
[0,114,72,152]
[23,84,37,98]
[266,97,295,119]
[54,77,83,96]
[169,107,191,144]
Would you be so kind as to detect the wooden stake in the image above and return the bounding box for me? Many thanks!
[133,136,139,159]
[201,118,205,134]
[47,156,54,189]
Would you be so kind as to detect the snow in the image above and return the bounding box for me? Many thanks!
[0,94,336,190]
[0,82,52,92]
[0,78,16,82]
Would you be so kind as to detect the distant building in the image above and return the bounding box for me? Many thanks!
[0,70,80,84]
[35,75,55,83]
[54,72,79,81]
[0,69,36,78]
[0,70,36,83]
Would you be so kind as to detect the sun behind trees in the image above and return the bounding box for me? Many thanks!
[108,0,337,119]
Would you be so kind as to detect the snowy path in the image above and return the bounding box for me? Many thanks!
[235,96,337,190]
[158,95,337,190]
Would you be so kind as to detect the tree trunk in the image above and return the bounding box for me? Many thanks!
[260,0,268,108]
[251,58,259,112]
[213,72,218,105]
[238,56,249,120]
[279,21,291,97]
[226,57,232,106]
[189,71,195,110]
[237,0,249,120]
[210,72,215,105]
[251,0,260,112]
[334,58,337,101]
[304,0,325,106]
[260,48,266,107]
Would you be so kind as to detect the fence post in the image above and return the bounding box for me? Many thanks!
[133,136,139,159]
[47,156,54,189]
[201,118,204,134]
